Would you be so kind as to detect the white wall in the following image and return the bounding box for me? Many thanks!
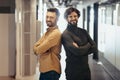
[98,24,120,70]
[104,25,116,65]
[115,27,120,70]
[98,24,120,71]
[98,4,120,70]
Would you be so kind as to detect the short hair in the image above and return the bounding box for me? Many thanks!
[64,7,80,19]
[47,8,60,17]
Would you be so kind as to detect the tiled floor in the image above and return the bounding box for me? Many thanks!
[89,55,113,80]
[0,55,113,80]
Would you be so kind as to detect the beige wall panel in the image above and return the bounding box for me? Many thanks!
[0,14,15,76]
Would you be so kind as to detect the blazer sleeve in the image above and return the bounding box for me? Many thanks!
[62,32,91,56]
[34,30,61,55]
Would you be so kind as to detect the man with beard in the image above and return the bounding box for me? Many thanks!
[62,7,98,80]
[33,8,61,80]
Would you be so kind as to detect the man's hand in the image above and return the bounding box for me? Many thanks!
[73,42,79,48]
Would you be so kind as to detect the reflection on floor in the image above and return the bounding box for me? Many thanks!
[0,55,113,80]
[89,55,113,80]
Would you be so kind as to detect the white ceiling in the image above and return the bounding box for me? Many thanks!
[45,0,102,7]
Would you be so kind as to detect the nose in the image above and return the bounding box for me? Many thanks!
[72,16,76,20]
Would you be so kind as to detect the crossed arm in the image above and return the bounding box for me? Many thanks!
[33,31,61,55]
[62,34,91,56]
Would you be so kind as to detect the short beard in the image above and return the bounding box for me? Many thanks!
[69,22,77,26]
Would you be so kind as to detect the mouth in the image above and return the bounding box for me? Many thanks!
[71,21,77,24]
[47,21,52,24]
[47,21,52,23]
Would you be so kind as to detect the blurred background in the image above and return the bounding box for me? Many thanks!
[0,0,120,80]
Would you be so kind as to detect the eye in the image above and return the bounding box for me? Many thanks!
[69,16,72,18]
[68,16,73,19]
[74,15,78,18]
[46,16,54,19]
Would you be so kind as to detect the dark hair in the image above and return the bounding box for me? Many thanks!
[47,8,60,17]
[64,7,80,19]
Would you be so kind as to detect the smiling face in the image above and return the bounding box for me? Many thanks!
[46,12,58,27]
[66,11,79,26]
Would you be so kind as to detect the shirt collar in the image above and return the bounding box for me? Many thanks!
[47,26,58,32]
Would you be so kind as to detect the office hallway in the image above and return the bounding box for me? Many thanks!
[0,54,113,80]
[1,0,120,80]
[31,50,114,80]
[35,54,114,80]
